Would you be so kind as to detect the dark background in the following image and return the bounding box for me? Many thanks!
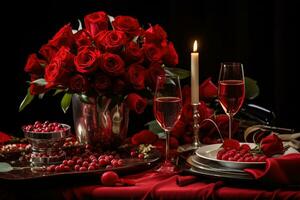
[0,0,299,136]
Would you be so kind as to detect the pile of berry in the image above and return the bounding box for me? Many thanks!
[46,152,125,173]
[23,121,68,133]
[216,139,267,162]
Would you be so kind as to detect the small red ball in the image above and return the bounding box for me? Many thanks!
[101,171,119,186]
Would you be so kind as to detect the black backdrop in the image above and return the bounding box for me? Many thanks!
[1,0,299,136]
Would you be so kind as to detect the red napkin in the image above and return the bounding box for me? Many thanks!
[0,131,12,143]
[176,175,198,186]
[244,153,300,185]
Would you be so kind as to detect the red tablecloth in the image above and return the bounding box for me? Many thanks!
[62,170,300,200]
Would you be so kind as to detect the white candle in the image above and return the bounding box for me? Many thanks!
[191,40,199,104]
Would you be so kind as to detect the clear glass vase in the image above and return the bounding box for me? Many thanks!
[72,94,129,150]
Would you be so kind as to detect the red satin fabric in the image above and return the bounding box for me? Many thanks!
[245,153,300,185]
[63,170,300,200]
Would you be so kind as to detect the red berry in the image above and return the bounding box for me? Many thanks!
[138,153,144,159]
[222,139,240,150]
[240,144,251,152]
[217,149,227,159]
[101,171,119,186]
[130,151,137,157]
[79,166,87,171]
[74,165,81,171]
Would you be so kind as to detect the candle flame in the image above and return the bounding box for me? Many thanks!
[193,40,198,52]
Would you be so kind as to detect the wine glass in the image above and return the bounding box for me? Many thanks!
[217,62,245,139]
[154,74,182,173]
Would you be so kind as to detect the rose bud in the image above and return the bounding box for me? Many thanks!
[131,130,158,145]
[260,134,284,157]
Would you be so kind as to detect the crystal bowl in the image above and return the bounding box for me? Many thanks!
[22,123,71,166]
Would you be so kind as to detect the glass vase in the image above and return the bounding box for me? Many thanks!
[72,94,129,150]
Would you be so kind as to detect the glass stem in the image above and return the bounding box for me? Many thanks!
[228,113,233,140]
[165,131,170,162]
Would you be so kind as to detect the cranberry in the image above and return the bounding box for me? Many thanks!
[130,151,137,157]
[101,171,119,186]
[138,153,144,159]
[74,165,81,171]
[79,166,87,171]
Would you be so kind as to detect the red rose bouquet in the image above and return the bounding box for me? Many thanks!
[20,11,182,114]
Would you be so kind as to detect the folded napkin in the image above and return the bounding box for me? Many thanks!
[0,132,12,143]
[176,175,199,187]
[244,153,300,185]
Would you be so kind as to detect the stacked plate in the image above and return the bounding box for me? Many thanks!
[186,143,266,180]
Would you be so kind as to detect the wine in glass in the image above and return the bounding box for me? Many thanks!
[218,62,245,139]
[154,74,182,173]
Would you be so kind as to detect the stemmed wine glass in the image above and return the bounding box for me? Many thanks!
[218,62,245,139]
[154,74,183,173]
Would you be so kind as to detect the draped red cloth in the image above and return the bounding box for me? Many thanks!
[62,170,300,200]
[244,153,300,185]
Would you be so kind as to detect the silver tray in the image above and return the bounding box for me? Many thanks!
[0,150,160,181]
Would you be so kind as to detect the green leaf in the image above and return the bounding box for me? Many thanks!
[53,89,64,96]
[79,94,92,104]
[165,67,190,79]
[61,93,73,113]
[0,162,13,172]
[19,89,35,112]
[245,77,260,100]
[31,78,47,86]
[145,120,164,135]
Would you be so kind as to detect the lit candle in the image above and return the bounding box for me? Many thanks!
[191,40,199,104]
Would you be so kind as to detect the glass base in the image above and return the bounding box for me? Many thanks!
[156,160,178,174]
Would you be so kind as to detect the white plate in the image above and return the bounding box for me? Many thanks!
[195,143,265,169]
[186,156,253,180]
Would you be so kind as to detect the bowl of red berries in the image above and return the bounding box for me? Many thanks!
[22,121,71,166]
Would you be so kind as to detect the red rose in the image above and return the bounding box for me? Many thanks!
[199,77,217,101]
[39,44,58,62]
[126,93,147,114]
[200,114,240,142]
[131,130,158,145]
[29,83,46,95]
[181,85,191,105]
[68,74,88,93]
[100,53,125,76]
[181,101,213,124]
[24,54,46,75]
[123,41,144,63]
[163,42,178,67]
[84,11,109,37]
[94,73,111,92]
[260,134,284,157]
[45,47,73,88]
[75,46,100,73]
[48,24,74,48]
[143,43,164,63]
[144,24,167,47]
[171,120,186,139]
[74,30,92,47]
[113,79,127,94]
[127,64,145,90]
[112,16,141,37]
[95,30,127,52]
[144,62,165,90]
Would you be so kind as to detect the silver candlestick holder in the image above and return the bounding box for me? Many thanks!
[192,103,201,149]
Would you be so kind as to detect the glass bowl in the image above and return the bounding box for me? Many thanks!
[22,123,71,166]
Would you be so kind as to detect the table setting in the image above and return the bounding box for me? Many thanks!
[1,9,300,200]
